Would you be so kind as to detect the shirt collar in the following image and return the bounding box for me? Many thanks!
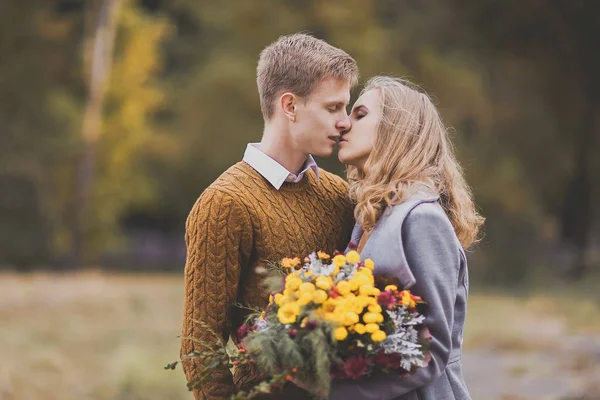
[242,143,320,190]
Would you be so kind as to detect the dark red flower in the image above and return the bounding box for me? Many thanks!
[343,356,370,380]
[373,352,401,369]
[305,319,318,330]
[330,365,347,380]
[237,324,252,340]
[377,290,396,308]
[288,328,298,339]
[347,242,358,250]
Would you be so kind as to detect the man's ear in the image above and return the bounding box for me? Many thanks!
[279,92,297,122]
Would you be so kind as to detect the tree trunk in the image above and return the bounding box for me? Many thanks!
[72,0,122,268]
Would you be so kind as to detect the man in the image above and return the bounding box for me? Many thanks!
[181,33,358,400]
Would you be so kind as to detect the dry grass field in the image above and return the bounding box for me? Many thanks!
[2,272,600,400]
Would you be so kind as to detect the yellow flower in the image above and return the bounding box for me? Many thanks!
[274,293,284,305]
[333,254,346,268]
[355,274,371,286]
[355,271,374,285]
[259,311,265,320]
[321,298,339,313]
[385,284,398,291]
[353,323,366,335]
[333,304,348,316]
[332,266,341,276]
[343,291,356,300]
[277,302,300,324]
[317,251,331,260]
[363,312,380,324]
[359,284,374,296]
[297,291,314,306]
[336,280,351,295]
[299,282,316,293]
[285,276,302,291]
[304,270,313,277]
[313,289,328,304]
[348,277,361,292]
[315,276,332,291]
[357,295,372,308]
[371,330,387,343]
[401,290,416,308]
[342,311,360,326]
[365,323,379,333]
[345,250,361,265]
[334,326,348,341]
[368,304,382,313]
[323,312,340,323]
[281,257,301,269]
[364,258,375,271]
[277,295,291,305]
[269,294,274,303]
[344,296,364,314]
[300,317,308,328]
[371,288,381,297]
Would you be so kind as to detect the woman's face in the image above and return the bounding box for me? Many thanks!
[337,88,381,169]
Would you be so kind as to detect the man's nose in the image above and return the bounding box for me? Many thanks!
[336,114,351,132]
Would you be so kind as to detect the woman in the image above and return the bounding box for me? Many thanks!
[331,76,484,400]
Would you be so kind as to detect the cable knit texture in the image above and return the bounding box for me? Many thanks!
[181,161,354,400]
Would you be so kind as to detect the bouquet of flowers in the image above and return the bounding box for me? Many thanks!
[168,248,430,399]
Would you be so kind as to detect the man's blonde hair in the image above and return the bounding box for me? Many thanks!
[257,33,359,120]
[348,76,485,249]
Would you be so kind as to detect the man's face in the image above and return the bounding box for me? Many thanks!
[290,78,352,157]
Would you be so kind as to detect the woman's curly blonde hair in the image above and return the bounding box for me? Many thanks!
[347,76,484,249]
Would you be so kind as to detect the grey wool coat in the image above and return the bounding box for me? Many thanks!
[328,191,471,400]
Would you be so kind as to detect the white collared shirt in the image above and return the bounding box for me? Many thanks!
[242,143,320,190]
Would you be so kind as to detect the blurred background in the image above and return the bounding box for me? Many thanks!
[1,1,599,399]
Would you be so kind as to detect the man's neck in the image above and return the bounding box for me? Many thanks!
[260,125,309,175]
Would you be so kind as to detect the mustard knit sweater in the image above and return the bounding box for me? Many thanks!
[181,161,354,400]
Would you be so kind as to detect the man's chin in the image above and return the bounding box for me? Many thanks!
[311,147,334,158]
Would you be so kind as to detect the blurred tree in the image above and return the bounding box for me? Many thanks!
[148,0,531,279]
[74,0,170,264]
[74,0,123,267]
[0,2,77,268]
[2,0,595,281]
[453,0,600,278]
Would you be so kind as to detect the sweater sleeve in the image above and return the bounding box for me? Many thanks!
[181,189,253,400]
[329,204,460,400]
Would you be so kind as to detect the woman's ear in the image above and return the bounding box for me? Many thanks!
[279,92,296,122]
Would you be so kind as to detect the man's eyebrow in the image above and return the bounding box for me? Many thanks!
[326,100,348,107]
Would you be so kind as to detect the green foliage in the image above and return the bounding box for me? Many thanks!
[300,328,335,391]
[1,0,598,279]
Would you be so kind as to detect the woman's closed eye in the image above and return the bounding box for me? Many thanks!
[352,105,369,120]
